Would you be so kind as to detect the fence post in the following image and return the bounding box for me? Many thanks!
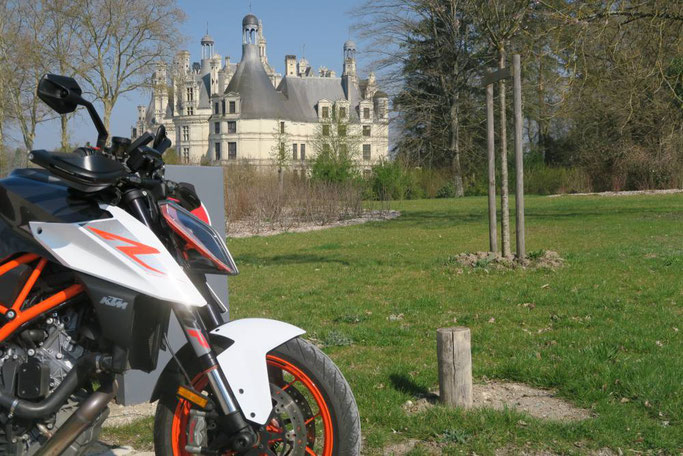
[486,84,498,253]
[437,327,472,408]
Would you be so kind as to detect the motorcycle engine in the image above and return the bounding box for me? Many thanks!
[0,310,84,400]
[0,309,103,455]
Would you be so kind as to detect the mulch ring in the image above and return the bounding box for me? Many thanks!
[446,250,565,271]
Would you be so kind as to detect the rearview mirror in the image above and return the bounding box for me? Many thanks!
[37,74,83,114]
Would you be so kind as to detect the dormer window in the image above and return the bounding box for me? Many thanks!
[186,87,194,102]
[229,101,236,114]
[322,107,329,119]
[339,107,346,119]
[363,107,370,120]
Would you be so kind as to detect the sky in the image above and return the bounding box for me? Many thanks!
[30,0,367,151]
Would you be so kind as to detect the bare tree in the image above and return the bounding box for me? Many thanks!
[69,0,186,139]
[0,1,52,152]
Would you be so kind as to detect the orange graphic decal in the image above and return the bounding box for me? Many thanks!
[88,227,164,274]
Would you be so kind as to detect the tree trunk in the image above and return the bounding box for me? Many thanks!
[102,100,113,145]
[60,114,69,151]
[449,101,464,197]
[499,46,511,258]
[537,52,548,163]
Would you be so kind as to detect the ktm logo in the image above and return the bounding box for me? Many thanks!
[100,296,129,310]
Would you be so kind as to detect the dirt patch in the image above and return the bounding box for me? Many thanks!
[495,445,617,456]
[402,380,592,422]
[227,210,400,238]
[446,250,565,271]
[548,188,682,198]
[474,381,593,421]
[103,401,156,428]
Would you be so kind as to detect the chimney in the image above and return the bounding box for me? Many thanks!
[285,55,297,77]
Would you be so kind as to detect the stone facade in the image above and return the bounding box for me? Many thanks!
[133,14,389,170]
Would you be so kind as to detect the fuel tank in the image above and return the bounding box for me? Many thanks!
[0,168,108,260]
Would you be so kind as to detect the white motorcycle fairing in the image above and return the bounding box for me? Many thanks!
[210,318,306,425]
[28,204,207,307]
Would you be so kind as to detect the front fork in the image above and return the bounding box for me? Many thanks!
[174,306,258,451]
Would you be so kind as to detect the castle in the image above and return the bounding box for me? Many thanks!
[133,14,389,170]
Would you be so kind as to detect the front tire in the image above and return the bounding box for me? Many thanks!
[154,337,361,455]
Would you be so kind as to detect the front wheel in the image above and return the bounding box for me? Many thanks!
[154,337,361,456]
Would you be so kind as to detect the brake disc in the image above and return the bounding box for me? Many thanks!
[246,384,309,456]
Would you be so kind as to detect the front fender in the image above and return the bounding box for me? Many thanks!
[209,318,305,424]
[151,318,305,425]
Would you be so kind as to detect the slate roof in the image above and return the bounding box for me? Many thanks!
[226,42,366,122]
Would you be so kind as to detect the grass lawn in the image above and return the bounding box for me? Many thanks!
[106,194,682,454]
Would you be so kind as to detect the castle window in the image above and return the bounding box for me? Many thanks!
[187,107,194,116]
[229,101,236,114]
[221,100,226,115]
[215,142,221,160]
[182,126,189,141]
[363,144,371,160]
[300,144,306,160]
[339,107,347,118]
[186,87,193,102]
[280,121,285,134]
[363,125,371,137]
[228,142,237,160]
[214,122,220,134]
[228,121,236,134]
[338,124,346,137]
[322,124,330,136]
[363,107,370,119]
[214,103,219,115]
[182,147,190,163]
[292,143,298,160]
[322,106,329,119]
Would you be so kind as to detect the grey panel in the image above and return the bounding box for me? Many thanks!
[119,165,228,405]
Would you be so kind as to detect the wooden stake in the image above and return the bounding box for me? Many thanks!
[486,84,497,253]
[437,327,472,408]
[513,54,526,259]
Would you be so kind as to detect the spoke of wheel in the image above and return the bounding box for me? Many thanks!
[304,412,320,426]
[281,378,299,391]
[305,447,318,456]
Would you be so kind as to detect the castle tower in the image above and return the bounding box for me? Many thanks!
[200,33,215,74]
[257,19,268,65]
[342,40,358,97]
[152,62,168,121]
[174,50,191,74]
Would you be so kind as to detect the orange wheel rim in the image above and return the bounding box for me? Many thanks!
[171,355,334,456]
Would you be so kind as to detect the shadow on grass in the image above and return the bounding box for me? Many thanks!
[389,373,439,401]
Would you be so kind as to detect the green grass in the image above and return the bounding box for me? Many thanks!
[108,194,682,454]
[227,195,682,454]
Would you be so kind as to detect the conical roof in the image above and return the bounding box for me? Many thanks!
[225,44,288,119]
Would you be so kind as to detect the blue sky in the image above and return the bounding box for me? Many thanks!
[31,0,367,150]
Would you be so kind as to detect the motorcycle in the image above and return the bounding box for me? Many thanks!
[0,74,360,455]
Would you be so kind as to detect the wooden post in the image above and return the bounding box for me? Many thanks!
[498,51,511,259]
[486,84,497,253]
[437,327,472,408]
[513,54,525,259]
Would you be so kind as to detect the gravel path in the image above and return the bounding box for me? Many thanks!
[86,442,153,456]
